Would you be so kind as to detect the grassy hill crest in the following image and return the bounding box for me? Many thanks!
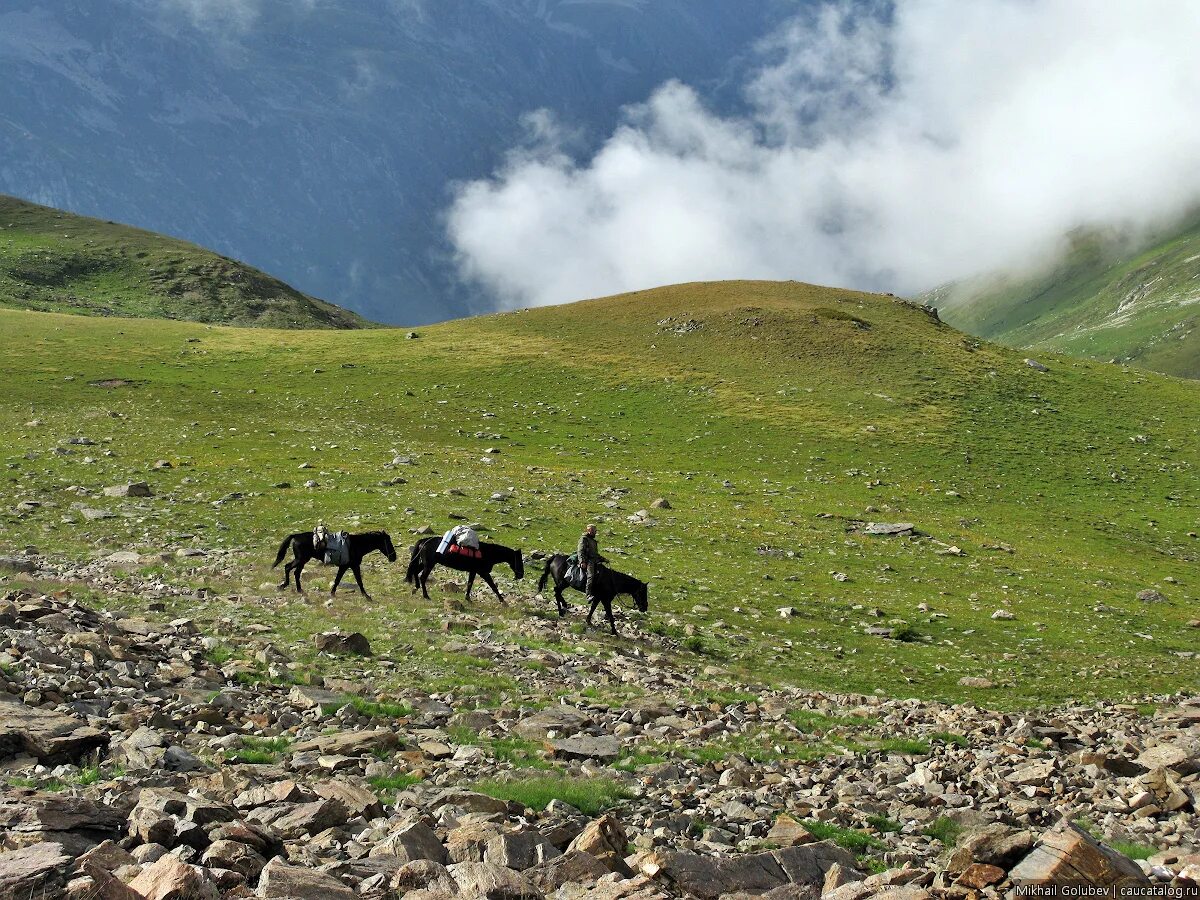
[0,195,370,329]
[1,279,1197,710]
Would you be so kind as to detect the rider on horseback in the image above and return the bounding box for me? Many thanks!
[577,524,603,601]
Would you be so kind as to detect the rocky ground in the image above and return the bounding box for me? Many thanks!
[0,552,1197,899]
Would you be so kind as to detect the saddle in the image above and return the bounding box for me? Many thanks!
[445,543,482,560]
[314,527,349,566]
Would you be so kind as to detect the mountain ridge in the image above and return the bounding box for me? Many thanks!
[0,195,371,329]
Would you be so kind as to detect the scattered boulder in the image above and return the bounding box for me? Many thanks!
[313,630,372,656]
[0,842,72,899]
[0,698,108,763]
[258,856,356,899]
[1009,820,1149,887]
[127,854,220,900]
[103,482,153,498]
[549,733,621,762]
[863,522,915,536]
[447,860,544,899]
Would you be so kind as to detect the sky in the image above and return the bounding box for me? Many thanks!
[446,0,1200,310]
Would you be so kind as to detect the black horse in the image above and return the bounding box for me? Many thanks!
[272,530,397,601]
[405,536,525,602]
[537,554,649,634]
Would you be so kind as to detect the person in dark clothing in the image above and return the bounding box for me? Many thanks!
[577,524,601,599]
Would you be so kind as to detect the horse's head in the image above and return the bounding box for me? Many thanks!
[634,578,649,612]
[511,549,525,580]
[382,531,398,563]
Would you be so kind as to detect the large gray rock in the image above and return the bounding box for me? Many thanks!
[947,825,1036,873]
[290,727,399,756]
[0,698,108,763]
[0,793,123,855]
[430,788,513,816]
[104,482,153,497]
[526,849,610,894]
[512,706,591,739]
[566,814,630,874]
[201,838,268,880]
[313,779,384,819]
[550,733,621,762]
[641,842,857,900]
[370,820,448,864]
[0,842,71,899]
[447,861,544,899]
[1009,821,1150,888]
[271,798,349,839]
[313,630,372,656]
[486,829,561,871]
[258,856,356,899]
[391,860,461,896]
[134,787,236,827]
[127,854,219,900]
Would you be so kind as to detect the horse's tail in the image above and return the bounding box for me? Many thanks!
[537,557,552,594]
[271,534,294,568]
[404,541,423,585]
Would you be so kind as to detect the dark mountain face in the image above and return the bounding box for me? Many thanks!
[0,0,791,323]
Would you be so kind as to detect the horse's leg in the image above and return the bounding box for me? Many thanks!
[278,559,293,591]
[586,596,600,627]
[351,564,371,602]
[331,565,347,596]
[464,572,476,602]
[554,583,567,616]
[420,561,433,600]
[480,571,504,603]
[605,598,617,635]
[295,560,307,593]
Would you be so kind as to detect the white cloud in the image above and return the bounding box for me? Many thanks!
[446,0,1200,309]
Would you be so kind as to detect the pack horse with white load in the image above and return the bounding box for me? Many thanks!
[405,528,525,603]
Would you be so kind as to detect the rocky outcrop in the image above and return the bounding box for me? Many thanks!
[0,585,1196,899]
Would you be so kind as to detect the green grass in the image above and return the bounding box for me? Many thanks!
[930,732,969,748]
[614,749,669,772]
[931,214,1200,379]
[1,279,1199,711]
[925,816,965,846]
[205,645,236,666]
[878,737,930,755]
[865,815,904,834]
[448,728,554,770]
[472,775,631,816]
[1109,841,1157,861]
[227,736,291,765]
[0,195,370,328]
[346,697,412,719]
[368,773,421,801]
[802,820,886,853]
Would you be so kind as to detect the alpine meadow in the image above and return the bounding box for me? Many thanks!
[2,3,1199,897]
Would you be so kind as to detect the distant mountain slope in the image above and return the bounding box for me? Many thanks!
[927,216,1200,379]
[0,0,788,323]
[0,196,369,328]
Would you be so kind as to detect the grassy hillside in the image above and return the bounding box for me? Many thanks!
[1,280,1197,710]
[928,216,1200,379]
[0,195,370,328]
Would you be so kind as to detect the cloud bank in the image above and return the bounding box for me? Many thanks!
[446,0,1200,309]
